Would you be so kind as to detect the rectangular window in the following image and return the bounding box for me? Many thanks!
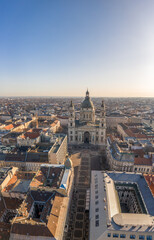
[70,123,72,126]
[108,233,111,238]
[95,190,98,194]
[113,234,119,238]
[70,131,72,134]
[146,236,152,240]
[95,200,99,205]
[139,236,145,240]
[130,235,136,239]
[95,195,98,199]
[120,234,126,238]
[95,220,99,227]
[95,214,99,219]
[95,208,99,212]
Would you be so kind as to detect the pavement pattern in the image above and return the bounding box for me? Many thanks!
[65,148,103,240]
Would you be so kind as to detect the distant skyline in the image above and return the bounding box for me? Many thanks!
[0,0,154,97]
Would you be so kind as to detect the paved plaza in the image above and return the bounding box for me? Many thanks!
[65,146,106,240]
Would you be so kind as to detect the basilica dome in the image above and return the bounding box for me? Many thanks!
[81,90,94,109]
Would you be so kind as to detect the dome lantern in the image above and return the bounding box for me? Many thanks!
[81,90,94,109]
[86,89,89,97]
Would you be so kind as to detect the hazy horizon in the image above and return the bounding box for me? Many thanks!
[0,0,154,97]
[0,94,154,99]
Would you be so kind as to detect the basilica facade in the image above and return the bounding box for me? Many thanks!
[68,90,106,146]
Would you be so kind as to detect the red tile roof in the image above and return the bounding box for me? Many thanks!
[124,128,147,139]
[2,174,17,192]
[144,174,154,197]
[20,132,40,139]
[11,223,53,237]
[30,171,45,188]
[134,157,152,166]
[132,149,145,157]
[4,124,14,130]
[3,171,35,193]
[3,197,22,210]
[11,193,63,237]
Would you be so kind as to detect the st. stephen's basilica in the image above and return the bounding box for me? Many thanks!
[68,90,106,146]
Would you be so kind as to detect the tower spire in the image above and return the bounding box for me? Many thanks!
[101,100,104,108]
[86,89,89,97]
[70,100,73,107]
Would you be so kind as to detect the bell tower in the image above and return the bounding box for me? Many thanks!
[68,101,75,143]
[68,101,75,128]
[99,100,106,145]
[99,100,106,128]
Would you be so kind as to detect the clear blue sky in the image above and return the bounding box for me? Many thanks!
[0,0,154,97]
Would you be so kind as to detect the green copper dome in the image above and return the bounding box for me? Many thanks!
[81,90,94,109]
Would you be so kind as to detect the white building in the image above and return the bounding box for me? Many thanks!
[17,130,41,147]
[106,136,134,172]
[50,119,60,133]
[68,90,106,146]
[106,115,128,128]
[0,134,68,171]
[89,171,154,240]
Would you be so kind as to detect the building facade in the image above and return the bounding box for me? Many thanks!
[89,171,154,240]
[68,90,106,146]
